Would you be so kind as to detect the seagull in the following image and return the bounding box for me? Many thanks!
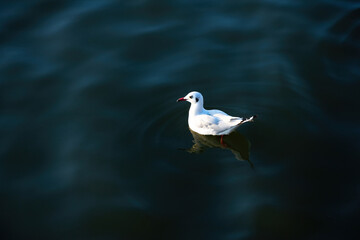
[177,91,256,145]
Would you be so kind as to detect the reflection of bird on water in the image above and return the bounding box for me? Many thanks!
[187,129,254,168]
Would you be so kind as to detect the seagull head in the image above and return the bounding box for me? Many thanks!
[177,91,203,105]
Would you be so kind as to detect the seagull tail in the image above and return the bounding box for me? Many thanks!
[239,115,257,125]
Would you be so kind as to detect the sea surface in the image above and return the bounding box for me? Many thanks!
[1,0,360,239]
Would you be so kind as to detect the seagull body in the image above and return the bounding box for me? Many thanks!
[177,91,255,136]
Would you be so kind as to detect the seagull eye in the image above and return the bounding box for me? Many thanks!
[196,98,199,102]
[189,96,193,99]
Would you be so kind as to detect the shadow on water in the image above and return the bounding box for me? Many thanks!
[183,130,254,168]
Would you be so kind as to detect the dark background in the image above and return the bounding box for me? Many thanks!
[1,0,360,239]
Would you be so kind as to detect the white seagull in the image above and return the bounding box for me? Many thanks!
[177,91,256,145]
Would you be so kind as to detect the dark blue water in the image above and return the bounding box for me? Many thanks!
[1,0,360,239]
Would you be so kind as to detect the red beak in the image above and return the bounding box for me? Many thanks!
[177,97,186,102]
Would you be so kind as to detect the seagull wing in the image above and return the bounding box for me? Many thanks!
[208,109,243,125]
